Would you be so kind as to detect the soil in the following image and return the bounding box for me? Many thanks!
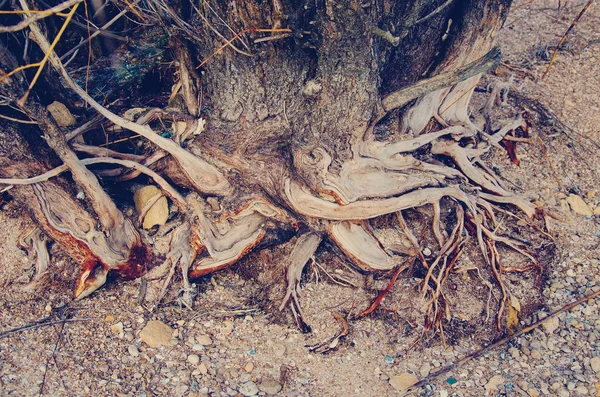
[1,1,600,396]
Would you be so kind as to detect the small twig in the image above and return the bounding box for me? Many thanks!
[2,0,81,106]
[0,0,80,33]
[409,288,600,392]
[253,33,293,44]
[414,0,454,25]
[190,3,252,56]
[64,116,102,141]
[359,262,410,317]
[542,0,595,79]
[59,0,142,61]
[0,113,38,124]
[0,317,91,339]
[0,157,187,210]
[196,28,292,69]
[99,134,142,147]
[39,320,67,396]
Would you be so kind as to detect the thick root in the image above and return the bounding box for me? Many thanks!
[280,233,322,333]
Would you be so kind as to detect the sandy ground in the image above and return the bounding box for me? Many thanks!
[1,1,600,396]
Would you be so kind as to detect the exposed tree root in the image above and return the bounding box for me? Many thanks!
[280,233,322,333]
[17,226,50,291]
[0,0,552,346]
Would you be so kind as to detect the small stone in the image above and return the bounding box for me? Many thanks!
[422,247,432,256]
[133,185,169,229]
[590,356,600,373]
[557,388,569,397]
[566,195,593,216]
[239,381,259,396]
[576,386,588,395]
[128,345,140,357]
[389,373,419,393]
[47,101,76,127]
[542,317,560,334]
[188,354,200,365]
[198,363,208,375]
[196,334,212,346]
[528,389,540,397]
[244,363,254,373]
[439,391,449,397]
[531,349,542,360]
[485,375,505,392]
[105,315,115,322]
[258,377,282,395]
[273,343,286,357]
[111,322,124,337]
[551,382,562,391]
[140,320,174,347]
[419,363,431,377]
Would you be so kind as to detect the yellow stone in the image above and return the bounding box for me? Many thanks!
[566,194,593,216]
[47,101,76,127]
[140,320,174,347]
[389,373,418,393]
[133,185,169,229]
[527,388,540,397]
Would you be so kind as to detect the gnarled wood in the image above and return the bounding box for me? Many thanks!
[329,221,396,271]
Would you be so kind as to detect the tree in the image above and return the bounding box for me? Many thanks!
[0,0,547,337]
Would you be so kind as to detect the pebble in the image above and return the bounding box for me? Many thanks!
[389,373,418,392]
[128,345,139,357]
[485,375,505,392]
[111,322,124,336]
[542,317,560,334]
[557,388,569,397]
[196,335,213,346]
[273,343,286,357]
[259,377,282,395]
[188,354,200,365]
[566,195,594,216]
[590,356,600,373]
[419,363,431,377]
[239,381,259,396]
[198,363,208,375]
[244,363,254,373]
[140,321,175,347]
[528,388,540,397]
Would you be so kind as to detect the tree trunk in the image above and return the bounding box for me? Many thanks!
[1,0,549,335]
